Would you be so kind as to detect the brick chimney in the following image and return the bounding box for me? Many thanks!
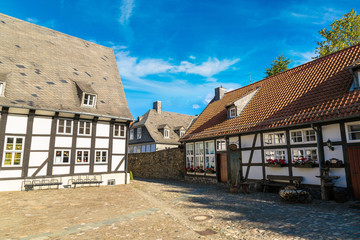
[214,86,226,101]
[153,101,162,114]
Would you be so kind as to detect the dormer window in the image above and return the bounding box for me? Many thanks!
[83,93,96,107]
[352,70,360,90]
[180,130,185,137]
[229,107,236,118]
[164,129,170,138]
[137,127,142,139]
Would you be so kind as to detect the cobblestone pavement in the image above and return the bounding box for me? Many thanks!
[1,179,359,240]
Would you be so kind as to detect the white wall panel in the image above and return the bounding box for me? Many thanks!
[252,150,262,163]
[76,138,91,148]
[95,138,109,148]
[242,151,251,163]
[266,166,289,176]
[27,168,37,177]
[248,166,262,180]
[53,166,70,175]
[0,180,23,191]
[324,146,344,162]
[113,139,126,154]
[331,168,347,187]
[32,117,52,134]
[31,137,50,151]
[0,170,22,178]
[292,168,320,185]
[35,164,47,176]
[322,124,341,142]
[94,165,107,173]
[96,122,110,137]
[6,115,27,134]
[112,155,125,171]
[29,151,48,167]
[55,137,72,148]
[241,134,255,148]
[74,165,90,174]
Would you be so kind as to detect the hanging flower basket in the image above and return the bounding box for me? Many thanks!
[266,159,287,167]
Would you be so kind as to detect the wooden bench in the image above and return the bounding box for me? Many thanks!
[68,175,103,188]
[262,175,303,193]
[22,177,62,191]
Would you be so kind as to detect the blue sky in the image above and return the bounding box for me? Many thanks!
[0,0,357,118]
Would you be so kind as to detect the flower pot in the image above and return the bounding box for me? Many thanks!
[205,173,216,177]
[267,164,287,168]
[195,172,205,176]
[187,171,195,175]
[294,165,315,168]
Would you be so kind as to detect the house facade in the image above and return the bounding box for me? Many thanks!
[129,101,196,153]
[182,44,360,200]
[0,14,133,191]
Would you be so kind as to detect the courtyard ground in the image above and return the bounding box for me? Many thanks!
[1,178,359,240]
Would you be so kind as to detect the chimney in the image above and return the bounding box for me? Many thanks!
[153,101,162,114]
[214,86,226,101]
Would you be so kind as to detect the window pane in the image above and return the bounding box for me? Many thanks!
[85,122,91,135]
[4,152,12,165]
[349,125,360,132]
[6,137,14,150]
[14,153,21,165]
[114,125,119,136]
[77,151,82,162]
[305,130,316,142]
[120,125,125,136]
[84,94,89,105]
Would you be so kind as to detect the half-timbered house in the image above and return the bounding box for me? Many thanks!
[0,14,133,191]
[182,44,360,200]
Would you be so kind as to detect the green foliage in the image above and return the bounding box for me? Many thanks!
[314,9,360,58]
[130,171,133,180]
[265,55,292,77]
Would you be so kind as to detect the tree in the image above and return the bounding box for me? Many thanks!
[314,9,360,59]
[265,55,292,77]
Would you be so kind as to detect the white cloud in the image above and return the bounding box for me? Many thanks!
[289,50,317,65]
[203,92,214,104]
[192,104,200,109]
[189,55,196,60]
[119,0,135,25]
[26,18,38,24]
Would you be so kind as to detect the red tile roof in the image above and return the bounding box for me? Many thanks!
[183,44,360,141]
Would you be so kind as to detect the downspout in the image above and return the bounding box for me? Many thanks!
[312,123,327,200]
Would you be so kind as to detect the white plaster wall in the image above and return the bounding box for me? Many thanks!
[112,155,125,171]
[229,137,239,148]
[242,150,251,163]
[156,144,177,151]
[95,138,109,148]
[0,179,23,191]
[29,152,48,167]
[35,164,47,176]
[32,117,52,135]
[241,135,255,148]
[256,135,261,147]
[330,168,347,187]
[55,137,72,148]
[96,122,110,137]
[101,172,128,185]
[292,168,321,185]
[241,150,261,163]
[0,170,22,178]
[247,166,263,180]
[266,167,289,176]
[53,166,70,175]
[113,139,126,154]
[94,165,107,173]
[74,165,90,174]
[324,146,344,162]
[6,115,27,134]
[322,124,341,142]
[31,137,50,151]
[76,138,91,148]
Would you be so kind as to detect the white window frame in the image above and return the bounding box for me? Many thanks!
[0,82,5,97]
[180,130,185,138]
[216,139,226,151]
[2,136,25,167]
[130,129,134,140]
[205,141,215,170]
[229,107,236,118]
[114,124,125,137]
[345,121,360,142]
[137,127,142,139]
[54,149,71,164]
[264,132,286,145]
[291,148,318,162]
[290,129,317,144]
[76,150,90,164]
[195,142,204,169]
[82,93,96,107]
[265,149,287,161]
[95,150,108,163]
[57,119,73,135]
[164,129,170,138]
[78,120,92,136]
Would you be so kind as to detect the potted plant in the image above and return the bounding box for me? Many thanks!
[293,158,318,168]
[266,159,287,167]
[185,167,195,174]
[194,167,205,175]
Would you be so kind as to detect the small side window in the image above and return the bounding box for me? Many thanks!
[83,93,96,107]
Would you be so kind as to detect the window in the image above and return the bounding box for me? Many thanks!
[146,144,151,152]
[205,141,215,170]
[141,145,146,152]
[216,139,226,151]
[137,128,142,139]
[351,70,360,90]
[292,148,318,161]
[83,93,96,107]
[265,150,286,160]
[57,119,72,134]
[180,130,185,138]
[0,82,5,96]
[130,129,134,140]
[290,129,316,144]
[95,150,107,163]
[195,142,204,169]
[54,150,70,164]
[229,107,236,118]
[3,136,24,166]
[348,124,360,141]
[114,124,125,137]
[76,150,89,163]
[78,121,91,135]
[164,129,170,138]
[264,132,286,145]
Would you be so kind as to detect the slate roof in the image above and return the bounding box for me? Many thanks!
[183,44,360,141]
[0,14,133,120]
[132,109,196,144]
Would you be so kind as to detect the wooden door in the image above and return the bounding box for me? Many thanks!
[218,153,228,183]
[348,146,360,200]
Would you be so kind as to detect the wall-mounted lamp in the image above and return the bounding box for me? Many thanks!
[326,139,334,151]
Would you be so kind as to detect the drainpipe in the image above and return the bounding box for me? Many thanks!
[312,124,327,200]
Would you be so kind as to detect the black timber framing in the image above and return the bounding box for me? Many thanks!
[245,133,258,180]
[340,122,353,198]
[22,109,35,178]
[238,135,243,179]
[108,119,115,173]
[285,129,293,178]
[260,132,266,180]
[124,120,131,184]
[0,107,8,167]
[225,136,231,182]
[47,112,59,176]
[89,117,98,174]
[70,114,79,175]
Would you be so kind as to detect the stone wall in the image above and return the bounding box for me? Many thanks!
[128,148,184,180]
